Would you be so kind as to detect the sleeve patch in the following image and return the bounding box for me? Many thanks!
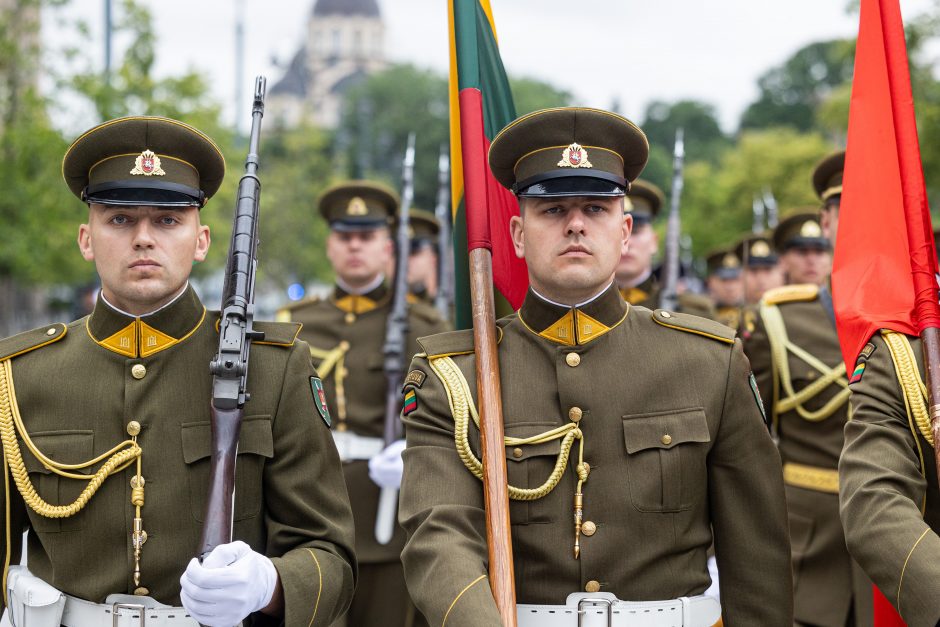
[310,377,332,426]
[849,342,876,384]
[749,372,768,425]
[403,369,427,391]
[403,388,418,415]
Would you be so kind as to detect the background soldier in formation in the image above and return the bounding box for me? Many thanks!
[0,116,356,626]
[704,248,744,329]
[743,151,872,627]
[773,212,832,286]
[405,208,441,304]
[398,107,792,626]
[277,181,448,627]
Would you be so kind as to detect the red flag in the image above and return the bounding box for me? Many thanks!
[832,0,939,372]
[831,0,940,624]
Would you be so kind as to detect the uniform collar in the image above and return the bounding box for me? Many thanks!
[518,283,628,346]
[331,281,390,314]
[86,284,207,358]
[620,272,657,305]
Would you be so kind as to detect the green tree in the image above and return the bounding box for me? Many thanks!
[509,77,572,115]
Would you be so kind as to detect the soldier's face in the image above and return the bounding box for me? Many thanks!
[820,202,839,246]
[407,244,438,297]
[707,275,744,305]
[510,196,628,304]
[78,204,209,315]
[326,227,392,288]
[744,265,785,304]
[615,222,658,284]
[780,247,831,286]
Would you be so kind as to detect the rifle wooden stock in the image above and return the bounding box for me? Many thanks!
[469,248,516,627]
[198,406,244,558]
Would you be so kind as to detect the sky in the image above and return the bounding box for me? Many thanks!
[43,0,936,133]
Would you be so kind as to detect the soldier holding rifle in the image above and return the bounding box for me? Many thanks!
[398,107,792,626]
[277,176,448,627]
[0,114,355,626]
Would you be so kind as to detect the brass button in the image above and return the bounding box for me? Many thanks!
[568,407,583,422]
[345,312,356,324]
[512,447,523,458]
[661,434,672,445]
[582,521,597,536]
[565,352,581,367]
[660,311,672,318]
[45,327,56,336]
[336,422,348,432]
[126,421,141,437]
[585,580,601,593]
[131,364,147,380]
[134,587,149,596]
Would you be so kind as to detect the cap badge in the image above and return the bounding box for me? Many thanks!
[800,220,823,237]
[722,253,741,268]
[558,143,593,169]
[347,197,368,216]
[130,150,166,177]
[751,241,771,257]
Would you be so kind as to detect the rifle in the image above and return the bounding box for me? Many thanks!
[763,186,779,229]
[434,145,455,319]
[752,194,765,233]
[660,128,684,312]
[375,133,416,544]
[199,76,267,559]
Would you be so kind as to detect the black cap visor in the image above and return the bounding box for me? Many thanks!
[712,267,742,280]
[330,218,390,233]
[514,169,626,198]
[783,237,831,252]
[85,180,204,208]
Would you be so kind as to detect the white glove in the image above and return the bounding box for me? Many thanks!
[704,554,720,600]
[369,439,407,489]
[180,540,278,626]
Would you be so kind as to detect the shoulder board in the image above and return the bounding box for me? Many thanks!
[252,321,302,347]
[762,284,819,306]
[416,326,505,358]
[651,310,736,344]
[275,296,323,319]
[0,323,68,362]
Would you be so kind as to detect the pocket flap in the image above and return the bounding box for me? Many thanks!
[21,431,94,476]
[622,408,710,454]
[181,415,274,464]
[504,423,563,461]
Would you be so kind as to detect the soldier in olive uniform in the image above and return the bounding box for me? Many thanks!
[743,151,872,627]
[705,248,744,330]
[406,209,441,304]
[276,182,449,627]
[774,212,832,286]
[0,117,356,626]
[734,232,784,306]
[398,107,792,626]
[615,180,715,319]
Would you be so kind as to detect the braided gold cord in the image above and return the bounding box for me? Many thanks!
[0,360,141,518]
[311,344,349,420]
[883,331,933,446]
[428,355,582,501]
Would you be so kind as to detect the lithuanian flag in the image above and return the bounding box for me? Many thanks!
[448,0,529,329]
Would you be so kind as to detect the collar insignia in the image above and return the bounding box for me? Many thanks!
[130,150,166,176]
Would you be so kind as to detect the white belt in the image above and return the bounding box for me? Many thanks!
[332,430,384,461]
[61,595,200,627]
[517,593,721,627]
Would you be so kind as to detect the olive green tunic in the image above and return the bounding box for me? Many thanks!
[841,332,940,627]
[0,286,356,626]
[743,284,872,627]
[279,283,449,627]
[399,285,792,626]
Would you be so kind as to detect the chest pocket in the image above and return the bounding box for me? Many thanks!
[21,431,94,533]
[182,415,274,522]
[504,422,563,525]
[622,408,710,513]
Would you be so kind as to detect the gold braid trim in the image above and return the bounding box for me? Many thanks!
[760,301,850,424]
[310,344,349,421]
[0,360,141,518]
[882,331,932,447]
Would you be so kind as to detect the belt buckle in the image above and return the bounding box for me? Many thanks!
[577,597,613,627]
[112,602,146,627]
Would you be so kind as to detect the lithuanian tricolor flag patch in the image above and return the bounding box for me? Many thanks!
[849,361,866,384]
[403,388,418,415]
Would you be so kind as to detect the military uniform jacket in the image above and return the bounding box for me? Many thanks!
[0,286,356,626]
[744,284,871,627]
[620,274,716,321]
[841,332,940,627]
[399,285,792,626]
[279,283,449,563]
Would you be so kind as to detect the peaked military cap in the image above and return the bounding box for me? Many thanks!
[62,116,225,208]
[734,233,778,267]
[773,211,830,252]
[706,248,743,279]
[319,180,398,231]
[488,107,649,198]
[407,208,440,246]
[812,150,845,204]
[625,179,664,225]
